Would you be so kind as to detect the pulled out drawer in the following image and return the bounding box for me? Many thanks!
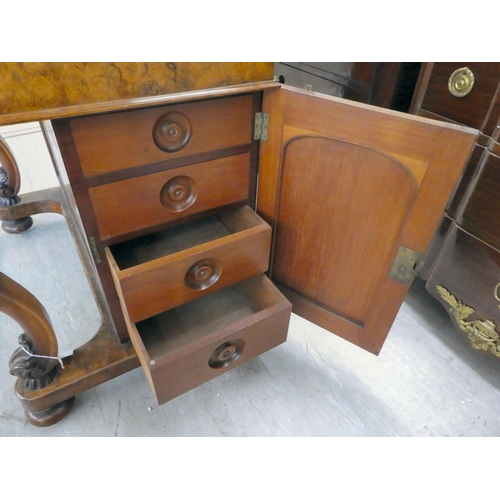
[124,274,292,405]
[106,205,272,323]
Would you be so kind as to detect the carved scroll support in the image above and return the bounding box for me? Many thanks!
[0,136,33,233]
[1,186,140,426]
[0,272,76,426]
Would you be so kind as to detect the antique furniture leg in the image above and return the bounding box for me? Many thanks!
[1,272,75,426]
[0,187,139,426]
[0,137,33,234]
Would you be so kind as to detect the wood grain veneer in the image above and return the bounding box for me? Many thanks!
[0,63,274,123]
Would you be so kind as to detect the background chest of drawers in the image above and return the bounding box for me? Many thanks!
[411,63,500,358]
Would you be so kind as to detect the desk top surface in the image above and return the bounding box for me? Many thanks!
[0,62,275,125]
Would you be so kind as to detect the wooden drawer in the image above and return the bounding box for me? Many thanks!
[420,63,500,133]
[89,153,252,241]
[69,94,254,177]
[426,222,500,355]
[123,274,292,405]
[106,206,272,323]
[457,146,500,248]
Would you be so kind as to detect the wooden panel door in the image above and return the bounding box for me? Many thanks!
[257,85,478,355]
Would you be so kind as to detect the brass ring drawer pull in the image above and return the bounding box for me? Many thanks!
[448,67,475,98]
[494,282,500,307]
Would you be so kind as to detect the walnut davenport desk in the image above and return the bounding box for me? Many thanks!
[0,63,477,426]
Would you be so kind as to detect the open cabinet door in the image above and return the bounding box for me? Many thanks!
[257,85,478,355]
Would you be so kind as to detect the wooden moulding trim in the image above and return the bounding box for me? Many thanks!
[487,137,500,157]
[84,143,258,188]
[0,81,280,126]
[409,62,434,114]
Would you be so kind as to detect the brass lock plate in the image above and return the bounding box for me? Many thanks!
[389,246,422,285]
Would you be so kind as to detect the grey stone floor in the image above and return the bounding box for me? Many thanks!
[1,212,500,437]
[1,122,500,438]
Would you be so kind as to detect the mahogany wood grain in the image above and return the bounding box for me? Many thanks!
[106,206,272,323]
[70,94,254,177]
[89,153,252,241]
[256,87,286,227]
[259,85,478,354]
[123,274,291,405]
[272,136,418,326]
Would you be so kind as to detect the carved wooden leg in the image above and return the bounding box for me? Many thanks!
[0,136,33,233]
[1,188,140,427]
[0,272,74,426]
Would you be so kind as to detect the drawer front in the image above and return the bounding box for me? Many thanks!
[457,146,500,248]
[70,94,254,177]
[427,223,500,355]
[124,274,292,405]
[106,206,272,322]
[420,63,500,132]
[89,153,251,241]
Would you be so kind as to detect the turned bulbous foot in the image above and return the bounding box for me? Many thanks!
[24,397,76,427]
[2,216,34,234]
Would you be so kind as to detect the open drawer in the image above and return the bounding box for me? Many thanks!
[123,274,292,405]
[105,205,272,323]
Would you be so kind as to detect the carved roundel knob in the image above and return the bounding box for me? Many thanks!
[448,67,475,98]
[152,111,192,152]
[208,339,245,369]
[159,175,197,212]
[185,257,222,290]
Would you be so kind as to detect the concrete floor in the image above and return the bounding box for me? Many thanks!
[2,123,500,438]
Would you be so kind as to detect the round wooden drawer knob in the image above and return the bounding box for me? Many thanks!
[152,111,192,152]
[160,175,197,212]
[448,67,475,98]
[185,257,222,290]
[209,339,245,369]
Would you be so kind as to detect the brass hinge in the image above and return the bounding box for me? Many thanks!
[88,236,101,264]
[254,112,268,141]
[389,246,422,285]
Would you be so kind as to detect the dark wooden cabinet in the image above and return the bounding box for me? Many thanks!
[0,63,477,422]
[412,62,500,357]
[274,62,421,111]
